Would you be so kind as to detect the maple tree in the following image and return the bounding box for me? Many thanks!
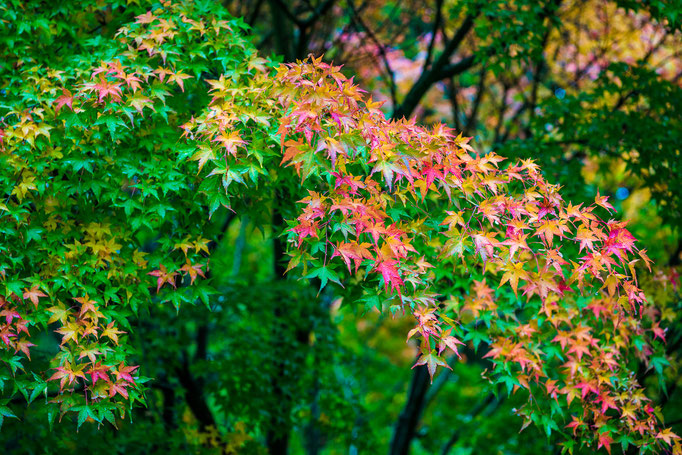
[1,1,681,454]
[230,2,682,453]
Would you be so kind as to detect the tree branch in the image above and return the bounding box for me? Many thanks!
[247,0,267,27]
[388,364,432,455]
[175,354,216,431]
[300,0,336,28]
[392,13,477,120]
[446,78,462,131]
[347,0,398,109]
[422,0,445,72]
[463,65,487,135]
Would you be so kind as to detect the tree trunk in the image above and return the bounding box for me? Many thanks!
[388,365,431,455]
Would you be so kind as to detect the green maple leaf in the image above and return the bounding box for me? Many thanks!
[412,351,451,383]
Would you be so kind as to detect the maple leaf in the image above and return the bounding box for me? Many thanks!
[585,299,611,318]
[363,222,391,245]
[128,93,154,114]
[545,379,559,402]
[154,67,173,82]
[620,403,637,421]
[83,77,123,103]
[48,361,87,390]
[193,237,211,255]
[75,294,98,318]
[14,338,35,359]
[597,431,613,455]
[373,257,404,295]
[574,226,599,252]
[22,286,47,308]
[174,237,195,256]
[121,72,142,92]
[594,190,615,212]
[574,380,599,399]
[78,345,102,364]
[331,241,373,273]
[135,11,156,24]
[656,428,681,445]
[565,416,585,435]
[47,303,70,325]
[180,260,206,285]
[412,351,451,383]
[534,219,569,246]
[652,323,667,342]
[371,160,402,189]
[213,130,246,157]
[56,320,81,345]
[317,136,347,168]
[102,321,125,345]
[501,233,531,259]
[88,362,111,385]
[0,326,16,347]
[440,210,465,229]
[437,331,464,358]
[281,138,307,171]
[385,234,417,259]
[331,172,365,195]
[147,264,178,292]
[53,89,74,113]
[477,198,502,225]
[521,270,561,301]
[114,363,139,384]
[291,220,320,247]
[167,70,192,91]
[1,308,21,324]
[596,393,619,414]
[109,381,130,399]
[498,261,530,296]
[472,232,499,263]
[191,145,217,173]
[567,343,592,361]
[638,248,653,272]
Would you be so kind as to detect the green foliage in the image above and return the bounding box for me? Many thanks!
[0,0,264,429]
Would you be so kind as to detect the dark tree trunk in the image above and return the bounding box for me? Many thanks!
[388,365,431,455]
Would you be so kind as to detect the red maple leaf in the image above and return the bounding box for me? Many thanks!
[88,362,111,385]
[54,89,74,113]
[147,264,178,292]
[374,256,403,295]
[597,431,613,455]
[109,380,130,399]
[114,363,139,384]
[14,338,35,359]
[83,77,123,103]
[332,241,374,273]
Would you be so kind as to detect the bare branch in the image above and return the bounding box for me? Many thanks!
[463,65,487,135]
[393,13,477,120]
[347,0,399,108]
[422,0,445,72]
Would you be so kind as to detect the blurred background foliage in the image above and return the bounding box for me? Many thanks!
[2,0,681,454]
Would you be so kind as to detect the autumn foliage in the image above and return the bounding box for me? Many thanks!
[0,0,679,453]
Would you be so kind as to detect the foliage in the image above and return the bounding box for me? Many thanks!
[1,0,261,430]
[1,1,681,454]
